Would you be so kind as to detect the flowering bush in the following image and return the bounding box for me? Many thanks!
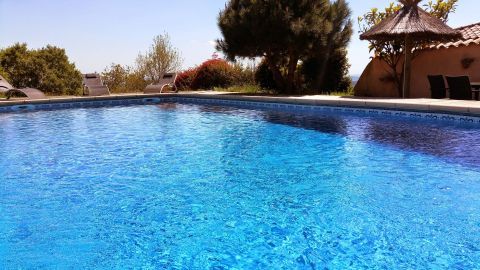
[190,59,234,90]
[175,68,197,90]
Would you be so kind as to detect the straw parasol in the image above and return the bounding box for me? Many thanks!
[360,0,461,98]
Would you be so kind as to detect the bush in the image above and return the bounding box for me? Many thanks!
[190,59,235,90]
[102,63,151,93]
[175,68,197,90]
[231,63,255,86]
[102,64,129,93]
[254,60,276,90]
[125,71,149,92]
[179,61,255,90]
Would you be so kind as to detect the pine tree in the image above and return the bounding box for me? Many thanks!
[217,0,352,94]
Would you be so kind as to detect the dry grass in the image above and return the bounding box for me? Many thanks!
[213,85,265,94]
[329,87,355,97]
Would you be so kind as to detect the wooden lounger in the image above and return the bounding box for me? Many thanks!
[83,73,110,96]
[1,75,46,100]
[85,85,110,96]
[144,73,178,94]
[6,88,47,100]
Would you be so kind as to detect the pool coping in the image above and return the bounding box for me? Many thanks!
[1,92,480,120]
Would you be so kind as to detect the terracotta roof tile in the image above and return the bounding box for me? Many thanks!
[431,22,480,49]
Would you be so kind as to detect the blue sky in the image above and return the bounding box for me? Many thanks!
[0,0,477,75]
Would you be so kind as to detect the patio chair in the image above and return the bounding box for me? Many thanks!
[1,75,46,100]
[445,76,473,100]
[144,73,178,94]
[82,73,110,96]
[427,75,447,99]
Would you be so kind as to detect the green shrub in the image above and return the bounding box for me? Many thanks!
[233,64,256,86]
[214,84,263,94]
[102,64,150,93]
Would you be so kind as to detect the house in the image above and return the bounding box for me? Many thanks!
[354,22,480,98]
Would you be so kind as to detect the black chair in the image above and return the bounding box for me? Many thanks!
[427,75,447,99]
[446,76,473,100]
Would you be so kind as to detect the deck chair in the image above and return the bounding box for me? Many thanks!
[82,73,110,96]
[144,73,178,94]
[1,75,46,100]
[6,88,47,99]
[446,76,473,100]
[427,75,447,99]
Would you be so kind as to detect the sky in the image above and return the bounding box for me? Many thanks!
[0,0,477,75]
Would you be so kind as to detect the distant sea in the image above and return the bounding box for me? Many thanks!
[350,75,360,86]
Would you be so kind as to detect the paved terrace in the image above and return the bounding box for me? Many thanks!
[1,91,480,116]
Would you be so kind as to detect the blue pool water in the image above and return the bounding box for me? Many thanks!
[1,102,480,269]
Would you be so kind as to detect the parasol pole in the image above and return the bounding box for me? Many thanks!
[403,35,413,98]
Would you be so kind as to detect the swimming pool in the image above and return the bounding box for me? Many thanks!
[1,100,479,269]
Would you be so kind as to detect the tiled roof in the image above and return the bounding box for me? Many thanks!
[431,22,480,49]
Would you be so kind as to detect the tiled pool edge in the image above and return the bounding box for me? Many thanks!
[1,93,480,124]
[174,96,480,124]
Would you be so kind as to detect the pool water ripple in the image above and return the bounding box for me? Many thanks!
[0,103,480,269]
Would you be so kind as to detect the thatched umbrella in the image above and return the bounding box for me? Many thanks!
[360,0,461,98]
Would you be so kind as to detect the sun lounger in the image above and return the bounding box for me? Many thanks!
[427,75,447,99]
[144,73,178,94]
[6,88,46,99]
[446,76,473,100]
[82,73,110,96]
[1,75,46,99]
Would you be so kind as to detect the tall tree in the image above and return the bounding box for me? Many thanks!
[218,0,341,94]
[36,45,83,95]
[358,0,458,96]
[136,33,183,84]
[302,0,352,93]
[0,43,82,95]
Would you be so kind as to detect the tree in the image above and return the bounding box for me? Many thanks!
[36,45,83,95]
[0,43,40,88]
[302,48,351,93]
[0,66,8,81]
[136,33,182,84]
[358,0,458,96]
[302,0,352,93]
[217,0,352,93]
[217,0,353,94]
[0,43,82,95]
